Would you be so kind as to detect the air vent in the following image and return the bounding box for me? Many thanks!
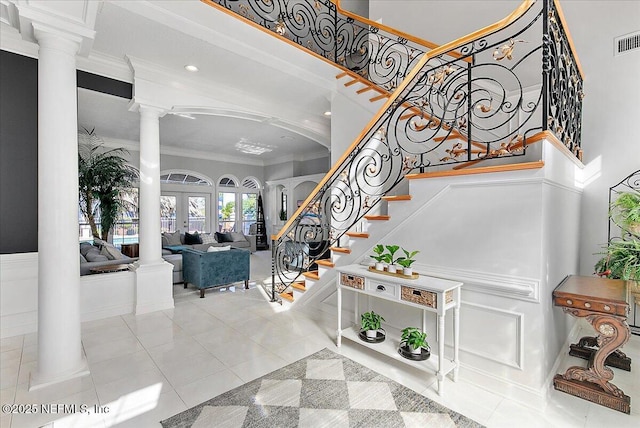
[615,31,640,56]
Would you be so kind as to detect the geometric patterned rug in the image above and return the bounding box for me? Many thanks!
[160,348,484,428]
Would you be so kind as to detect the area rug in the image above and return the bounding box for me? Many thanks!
[161,348,484,428]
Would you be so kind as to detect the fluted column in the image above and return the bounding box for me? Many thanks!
[130,103,174,314]
[31,25,88,389]
[138,105,164,265]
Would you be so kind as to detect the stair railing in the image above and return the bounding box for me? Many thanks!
[202,0,584,301]
[202,0,465,91]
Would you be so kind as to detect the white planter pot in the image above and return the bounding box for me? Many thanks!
[375,262,384,271]
[366,329,378,339]
[410,345,422,355]
[402,267,413,276]
[387,264,397,274]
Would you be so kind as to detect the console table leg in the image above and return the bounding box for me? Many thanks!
[337,287,342,347]
[438,314,445,394]
[554,310,631,413]
[453,299,460,382]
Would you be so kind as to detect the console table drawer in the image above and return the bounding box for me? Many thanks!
[401,286,453,309]
[340,273,364,290]
[366,281,398,299]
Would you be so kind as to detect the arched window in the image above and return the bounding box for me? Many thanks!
[161,171,212,186]
[240,177,262,235]
[241,177,261,190]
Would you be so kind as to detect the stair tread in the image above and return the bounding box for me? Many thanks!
[364,215,390,221]
[382,195,412,201]
[280,291,294,302]
[315,259,335,268]
[291,282,306,291]
[345,231,370,238]
[330,247,352,254]
[302,271,320,280]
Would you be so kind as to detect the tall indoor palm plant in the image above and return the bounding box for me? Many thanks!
[78,128,137,241]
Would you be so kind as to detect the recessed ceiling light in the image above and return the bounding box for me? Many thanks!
[184,65,199,72]
[324,111,332,116]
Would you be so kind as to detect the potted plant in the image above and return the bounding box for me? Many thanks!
[385,245,400,273]
[399,327,430,357]
[610,191,640,236]
[397,248,420,276]
[360,311,385,340]
[370,244,386,271]
[594,239,640,281]
[78,128,137,241]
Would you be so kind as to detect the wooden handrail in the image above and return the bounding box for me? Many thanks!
[272,0,536,241]
[553,0,585,80]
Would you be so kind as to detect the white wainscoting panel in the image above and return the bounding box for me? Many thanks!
[449,301,524,370]
[0,253,38,338]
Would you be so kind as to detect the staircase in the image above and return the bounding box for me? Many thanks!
[202,0,585,307]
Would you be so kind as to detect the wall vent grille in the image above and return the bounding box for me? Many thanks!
[615,31,640,56]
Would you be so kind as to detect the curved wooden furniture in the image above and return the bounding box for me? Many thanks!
[553,275,631,414]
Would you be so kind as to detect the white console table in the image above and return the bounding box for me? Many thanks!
[336,264,462,395]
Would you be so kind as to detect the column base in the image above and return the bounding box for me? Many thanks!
[29,358,89,392]
[132,261,174,315]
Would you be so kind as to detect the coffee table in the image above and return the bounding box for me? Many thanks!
[90,264,131,274]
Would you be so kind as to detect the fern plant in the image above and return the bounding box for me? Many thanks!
[611,191,640,236]
[594,239,640,281]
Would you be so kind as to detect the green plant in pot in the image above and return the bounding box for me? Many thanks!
[370,244,386,271]
[397,248,420,276]
[400,327,429,356]
[610,191,640,237]
[361,311,385,340]
[594,239,640,281]
[78,128,137,241]
[385,245,400,273]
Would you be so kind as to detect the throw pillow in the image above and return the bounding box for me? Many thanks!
[100,243,123,260]
[80,242,95,256]
[230,232,247,242]
[163,230,182,246]
[201,233,217,244]
[215,232,234,243]
[184,232,202,245]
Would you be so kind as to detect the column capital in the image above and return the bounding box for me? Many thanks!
[6,0,98,56]
[128,98,169,118]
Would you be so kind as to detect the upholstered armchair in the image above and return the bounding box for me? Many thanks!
[182,248,250,298]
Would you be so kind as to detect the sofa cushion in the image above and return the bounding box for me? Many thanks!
[80,253,87,263]
[80,242,95,256]
[230,232,247,242]
[215,232,234,243]
[184,231,202,245]
[163,230,182,246]
[86,251,109,262]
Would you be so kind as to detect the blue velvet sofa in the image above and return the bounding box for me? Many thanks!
[182,248,250,298]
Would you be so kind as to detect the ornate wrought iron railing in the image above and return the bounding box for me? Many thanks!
[202,0,454,91]
[202,0,584,301]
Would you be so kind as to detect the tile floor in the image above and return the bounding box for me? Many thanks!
[1,280,639,427]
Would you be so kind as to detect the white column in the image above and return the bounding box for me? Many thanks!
[138,105,164,265]
[131,104,174,314]
[31,26,88,389]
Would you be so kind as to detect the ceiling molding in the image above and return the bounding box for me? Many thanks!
[110,0,337,92]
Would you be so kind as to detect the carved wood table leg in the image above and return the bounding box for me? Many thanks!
[553,309,631,414]
[569,335,631,371]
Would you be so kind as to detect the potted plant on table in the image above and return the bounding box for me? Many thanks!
[360,311,385,341]
[370,244,386,271]
[397,248,420,276]
[399,327,430,360]
[385,245,401,273]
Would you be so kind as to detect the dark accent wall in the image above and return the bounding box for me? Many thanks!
[0,50,133,254]
[0,51,38,254]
